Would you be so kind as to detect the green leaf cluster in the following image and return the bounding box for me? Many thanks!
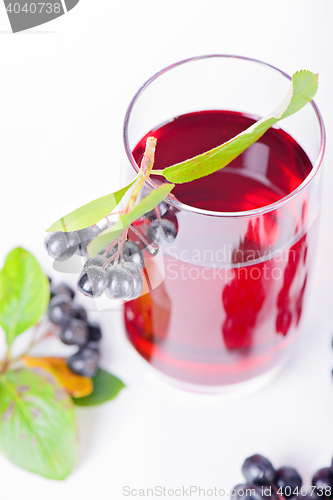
[0,247,125,480]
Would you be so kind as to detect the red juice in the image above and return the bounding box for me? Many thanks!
[124,111,314,388]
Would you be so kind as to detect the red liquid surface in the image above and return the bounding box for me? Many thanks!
[124,111,314,388]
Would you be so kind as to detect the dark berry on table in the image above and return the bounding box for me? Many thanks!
[51,282,76,300]
[77,266,108,298]
[105,265,134,300]
[86,341,100,352]
[123,241,145,269]
[59,319,89,346]
[275,466,302,498]
[76,226,101,257]
[50,284,56,299]
[83,254,107,270]
[48,295,73,325]
[231,485,249,500]
[241,454,275,485]
[67,347,100,377]
[71,303,88,322]
[88,322,102,342]
[123,262,143,299]
[312,467,333,491]
[44,231,79,261]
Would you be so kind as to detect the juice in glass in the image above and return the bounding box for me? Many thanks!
[123,56,325,392]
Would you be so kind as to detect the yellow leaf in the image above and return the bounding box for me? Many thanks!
[22,356,93,398]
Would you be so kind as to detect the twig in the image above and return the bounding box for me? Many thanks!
[126,137,157,213]
[8,322,58,367]
[129,223,158,255]
[102,238,119,258]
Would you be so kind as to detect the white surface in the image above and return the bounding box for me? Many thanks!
[0,0,333,498]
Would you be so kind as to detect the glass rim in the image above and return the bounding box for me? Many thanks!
[123,54,326,218]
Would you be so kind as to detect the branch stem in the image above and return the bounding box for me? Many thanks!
[125,137,157,213]
[129,223,158,255]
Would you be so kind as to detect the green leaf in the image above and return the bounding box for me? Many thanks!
[46,177,138,232]
[72,369,125,406]
[0,248,50,347]
[0,368,77,480]
[87,182,174,257]
[162,70,318,183]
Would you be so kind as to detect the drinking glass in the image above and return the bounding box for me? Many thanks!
[122,55,325,394]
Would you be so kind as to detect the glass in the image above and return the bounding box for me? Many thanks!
[122,55,325,394]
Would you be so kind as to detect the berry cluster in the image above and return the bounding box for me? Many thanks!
[44,202,178,302]
[77,240,145,301]
[48,280,102,377]
[233,454,333,500]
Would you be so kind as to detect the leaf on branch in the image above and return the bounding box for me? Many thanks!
[72,368,125,406]
[46,177,139,233]
[23,356,93,398]
[0,248,50,347]
[87,182,174,257]
[161,70,318,183]
[0,368,77,480]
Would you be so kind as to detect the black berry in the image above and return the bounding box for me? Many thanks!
[59,319,89,346]
[312,468,333,492]
[148,218,177,243]
[67,347,100,377]
[83,255,106,269]
[77,266,108,298]
[86,341,100,352]
[145,201,168,221]
[241,454,275,485]
[123,241,145,269]
[44,231,79,261]
[71,303,88,322]
[48,295,73,325]
[88,322,102,342]
[51,282,75,300]
[275,466,302,498]
[105,265,134,300]
[122,262,143,300]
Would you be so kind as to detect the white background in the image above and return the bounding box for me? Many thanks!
[0,1,333,499]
